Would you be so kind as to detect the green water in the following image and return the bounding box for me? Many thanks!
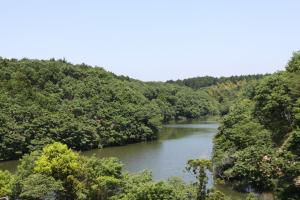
[83,120,217,181]
[0,120,248,199]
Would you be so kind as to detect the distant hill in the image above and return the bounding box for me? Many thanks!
[167,74,267,115]
[167,74,267,89]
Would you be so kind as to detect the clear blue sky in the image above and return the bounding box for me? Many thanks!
[1,1,300,81]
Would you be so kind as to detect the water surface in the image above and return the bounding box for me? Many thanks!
[0,120,249,199]
[83,120,218,182]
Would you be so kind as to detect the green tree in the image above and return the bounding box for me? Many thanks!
[206,189,230,200]
[84,156,123,199]
[18,174,63,200]
[253,74,293,142]
[167,177,197,200]
[213,52,300,199]
[286,51,300,72]
[34,142,86,199]
[186,159,212,200]
[0,170,14,197]
[89,176,121,200]
[119,182,177,200]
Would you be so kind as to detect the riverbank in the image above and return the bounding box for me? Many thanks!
[0,120,252,200]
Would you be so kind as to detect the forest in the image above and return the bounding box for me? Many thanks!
[0,58,220,161]
[0,57,261,161]
[213,52,300,199]
[0,52,299,200]
[167,74,266,89]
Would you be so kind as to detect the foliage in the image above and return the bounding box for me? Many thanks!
[167,75,266,116]
[89,175,121,200]
[213,52,300,199]
[282,130,300,156]
[111,171,197,200]
[167,75,266,89]
[18,174,63,200]
[3,143,201,200]
[186,159,212,200]
[205,189,230,200]
[253,73,294,142]
[175,90,218,119]
[34,142,86,199]
[83,156,123,199]
[118,181,177,200]
[245,193,259,200]
[286,51,300,72]
[167,177,197,200]
[0,170,14,197]
[0,58,219,160]
[1,54,297,199]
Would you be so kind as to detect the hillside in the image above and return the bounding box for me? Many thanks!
[168,75,266,115]
[0,58,219,160]
[213,52,300,199]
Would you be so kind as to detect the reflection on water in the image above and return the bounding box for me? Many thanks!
[82,121,218,182]
[0,159,18,172]
[0,120,249,199]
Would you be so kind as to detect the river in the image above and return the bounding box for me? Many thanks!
[0,120,247,199]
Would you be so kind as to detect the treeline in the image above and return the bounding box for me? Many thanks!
[168,75,266,116]
[213,52,300,199]
[0,58,219,160]
[0,142,256,200]
[167,74,266,89]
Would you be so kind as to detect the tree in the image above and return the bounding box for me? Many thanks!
[205,189,230,200]
[33,142,86,199]
[84,156,123,199]
[89,176,121,200]
[0,170,14,197]
[186,159,212,200]
[253,74,293,142]
[119,182,177,200]
[18,174,63,200]
[167,177,197,200]
[0,58,220,160]
[213,52,300,199]
[286,51,300,72]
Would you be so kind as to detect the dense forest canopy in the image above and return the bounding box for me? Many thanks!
[0,58,221,160]
[167,74,266,116]
[213,51,300,199]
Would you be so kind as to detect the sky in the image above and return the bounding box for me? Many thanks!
[1,1,300,81]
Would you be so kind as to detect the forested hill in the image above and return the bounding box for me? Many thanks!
[167,74,266,89]
[167,75,267,116]
[213,52,300,199]
[0,58,220,160]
